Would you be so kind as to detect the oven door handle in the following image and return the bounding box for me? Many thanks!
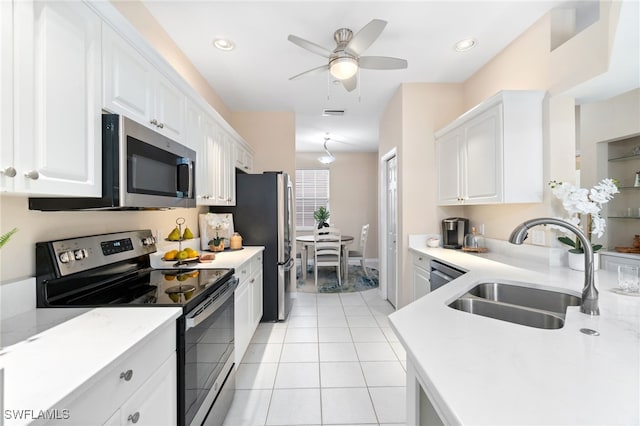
[185,278,238,331]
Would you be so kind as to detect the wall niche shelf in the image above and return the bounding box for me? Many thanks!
[604,135,640,251]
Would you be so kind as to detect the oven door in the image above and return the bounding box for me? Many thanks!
[121,115,196,208]
[182,278,237,426]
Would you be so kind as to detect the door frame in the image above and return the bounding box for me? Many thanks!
[379,147,398,305]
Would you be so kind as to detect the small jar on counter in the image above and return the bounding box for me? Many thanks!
[230,232,243,250]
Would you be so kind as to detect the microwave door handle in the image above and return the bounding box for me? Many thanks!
[187,159,194,197]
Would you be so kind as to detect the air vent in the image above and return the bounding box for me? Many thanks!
[322,109,345,117]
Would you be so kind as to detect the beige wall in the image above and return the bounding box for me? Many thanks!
[230,112,296,177]
[0,195,207,282]
[295,152,378,260]
[109,0,232,123]
[378,84,465,307]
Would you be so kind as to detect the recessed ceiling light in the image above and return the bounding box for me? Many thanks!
[213,38,235,51]
[454,38,476,52]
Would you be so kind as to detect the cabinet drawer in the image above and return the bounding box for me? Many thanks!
[236,259,251,282]
[412,253,431,270]
[58,321,176,425]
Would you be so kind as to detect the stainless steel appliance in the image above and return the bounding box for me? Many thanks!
[430,259,465,291]
[212,171,294,321]
[29,114,196,210]
[35,230,236,426]
[442,217,469,249]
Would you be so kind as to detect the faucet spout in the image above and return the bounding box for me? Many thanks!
[509,217,599,316]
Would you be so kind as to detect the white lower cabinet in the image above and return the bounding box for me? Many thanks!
[234,251,264,364]
[47,321,177,426]
[412,253,431,301]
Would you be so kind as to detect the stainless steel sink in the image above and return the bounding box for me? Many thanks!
[468,282,581,314]
[449,282,581,330]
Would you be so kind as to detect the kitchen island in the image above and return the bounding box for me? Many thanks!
[390,241,640,425]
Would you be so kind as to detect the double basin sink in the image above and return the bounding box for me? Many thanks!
[449,282,581,329]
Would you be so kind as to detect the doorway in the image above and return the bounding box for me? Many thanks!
[381,150,398,308]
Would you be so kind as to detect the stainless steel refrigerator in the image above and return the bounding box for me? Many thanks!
[211,171,294,321]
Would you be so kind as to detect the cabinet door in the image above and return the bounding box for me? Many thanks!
[412,266,431,301]
[118,353,177,426]
[102,25,153,128]
[224,134,236,204]
[196,116,215,204]
[13,0,102,196]
[153,73,185,142]
[0,0,13,192]
[234,279,252,365]
[463,104,503,204]
[436,130,463,205]
[251,270,263,328]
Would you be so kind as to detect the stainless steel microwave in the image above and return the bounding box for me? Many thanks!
[30,114,196,210]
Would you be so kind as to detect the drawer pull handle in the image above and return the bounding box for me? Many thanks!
[128,412,140,423]
[120,369,133,381]
[24,170,39,180]
[250,278,255,283]
[418,257,423,261]
[1,167,16,177]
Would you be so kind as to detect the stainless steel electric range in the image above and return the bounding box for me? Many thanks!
[35,229,237,426]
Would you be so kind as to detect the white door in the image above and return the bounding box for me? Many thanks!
[386,155,398,307]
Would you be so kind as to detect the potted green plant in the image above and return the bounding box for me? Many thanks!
[313,206,330,229]
[208,233,225,252]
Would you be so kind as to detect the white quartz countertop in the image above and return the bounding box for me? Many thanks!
[390,244,640,425]
[150,245,264,270]
[0,307,181,426]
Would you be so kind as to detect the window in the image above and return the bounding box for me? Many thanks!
[295,169,330,229]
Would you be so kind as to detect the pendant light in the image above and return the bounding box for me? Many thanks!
[318,136,336,164]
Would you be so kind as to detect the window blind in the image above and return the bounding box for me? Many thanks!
[295,169,330,228]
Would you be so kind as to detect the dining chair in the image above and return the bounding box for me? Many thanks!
[348,224,370,277]
[313,227,341,287]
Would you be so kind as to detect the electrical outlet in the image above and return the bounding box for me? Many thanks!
[531,229,545,246]
[478,224,485,235]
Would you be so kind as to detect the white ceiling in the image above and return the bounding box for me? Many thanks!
[143,0,605,153]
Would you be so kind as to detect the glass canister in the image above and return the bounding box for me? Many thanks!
[230,232,243,250]
[464,227,485,249]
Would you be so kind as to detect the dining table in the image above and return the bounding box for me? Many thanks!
[296,234,354,281]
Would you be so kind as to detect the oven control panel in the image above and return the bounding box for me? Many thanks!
[40,230,157,277]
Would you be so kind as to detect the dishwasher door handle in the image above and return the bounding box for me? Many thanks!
[431,269,455,283]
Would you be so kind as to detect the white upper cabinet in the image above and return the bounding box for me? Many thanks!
[6,0,102,196]
[435,90,545,205]
[0,1,13,192]
[197,117,235,206]
[235,141,254,173]
[102,25,185,143]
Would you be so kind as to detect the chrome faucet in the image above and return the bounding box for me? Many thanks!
[509,217,599,316]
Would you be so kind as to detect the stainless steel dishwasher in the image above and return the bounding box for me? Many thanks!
[430,259,465,291]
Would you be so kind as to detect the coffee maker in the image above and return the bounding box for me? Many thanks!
[442,217,469,249]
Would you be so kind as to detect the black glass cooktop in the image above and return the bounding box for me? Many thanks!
[43,268,233,311]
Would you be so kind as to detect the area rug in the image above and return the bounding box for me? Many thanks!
[296,264,379,293]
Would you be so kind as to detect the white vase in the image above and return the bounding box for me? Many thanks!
[568,251,600,271]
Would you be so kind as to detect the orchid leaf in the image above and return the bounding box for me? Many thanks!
[557,236,576,248]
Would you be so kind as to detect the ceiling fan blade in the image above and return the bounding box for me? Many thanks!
[288,64,329,80]
[359,56,408,70]
[342,75,357,92]
[345,19,387,56]
[287,34,332,58]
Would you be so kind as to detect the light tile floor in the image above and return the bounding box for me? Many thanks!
[223,288,407,426]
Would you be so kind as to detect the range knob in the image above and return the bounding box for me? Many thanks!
[59,250,76,263]
[74,249,88,260]
[141,236,156,246]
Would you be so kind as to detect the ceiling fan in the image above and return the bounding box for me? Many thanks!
[288,19,408,92]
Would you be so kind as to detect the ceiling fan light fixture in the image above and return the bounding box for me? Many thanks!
[454,38,476,52]
[329,57,358,80]
[213,38,235,51]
